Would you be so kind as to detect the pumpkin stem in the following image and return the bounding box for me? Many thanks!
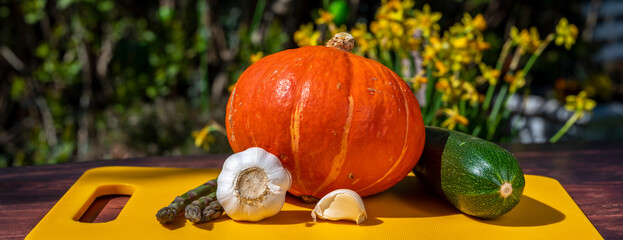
[326,32,355,52]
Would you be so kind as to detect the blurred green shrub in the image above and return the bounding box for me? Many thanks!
[0,0,288,167]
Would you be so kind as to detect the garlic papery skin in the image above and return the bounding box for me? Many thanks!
[217,147,292,222]
[311,189,367,224]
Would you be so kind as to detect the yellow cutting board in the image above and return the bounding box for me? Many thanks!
[26,166,602,239]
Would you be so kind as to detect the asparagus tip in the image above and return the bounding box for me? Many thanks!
[199,200,224,223]
[156,207,175,224]
[185,205,203,223]
[202,210,223,222]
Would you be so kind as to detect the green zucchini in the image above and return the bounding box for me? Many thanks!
[414,126,525,219]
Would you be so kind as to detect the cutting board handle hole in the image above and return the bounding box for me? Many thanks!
[74,184,135,223]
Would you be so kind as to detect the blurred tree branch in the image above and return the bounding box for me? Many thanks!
[0,46,25,71]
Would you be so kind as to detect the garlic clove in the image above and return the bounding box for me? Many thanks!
[312,189,367,224]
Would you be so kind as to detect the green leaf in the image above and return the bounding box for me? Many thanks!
[97,1,114,12]
[35,43,49,58]
[159,86,170,95]
[67,61,82,76]
[158,6,173,22]
[155,69,166,85]
[22,0,46,24]
[57,0,73,9]
[42,60,55,73]
[141,30,156,42]
[53,142,75,163]
[166,64,179,77]
[149,54,159,66]
[24,12,42,24]
[146,86,158,98]
[10,77,26,101]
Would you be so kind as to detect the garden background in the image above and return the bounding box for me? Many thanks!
[1,0,622,167]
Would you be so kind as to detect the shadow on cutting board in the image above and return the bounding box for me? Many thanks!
[193,216,230,231]
[475,195,566,227]
[285,175,459,220]
[283,174,565,227]
[161,215,188,230]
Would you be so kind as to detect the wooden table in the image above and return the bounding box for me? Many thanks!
[1,142,622,239]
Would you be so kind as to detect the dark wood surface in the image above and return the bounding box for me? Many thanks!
[1,142,622,239]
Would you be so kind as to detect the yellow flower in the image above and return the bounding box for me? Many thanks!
[510,27,541,52]
[435,76,463,104]
[413,4,442,37]
[192,122,227,150]
[435,77,452,103]
[555,18,578,50]
[351,23,377,55]
[478,63,500,85]
[528,27,542,51]
[564,91,596,117]
[435,77,450,91]
[448,46,474,69]
[504,70,526,93]
[250,51,264,64]
[434,60,449,77]
[441,106,469,130]
[390,21,404,36]
[422,36,442,64]
[315,9,334,25]
[351,23,367,39]
[369,18,387,35]
[370,19,392,48]
[370,1,433,54]
[462,13,487,32]
[408,72,428,90]
[473,14,487,31]
[377,0,412,22]
[415,75,429,84]
[460,81,480,105]
[370,19,404,53]
[468,34,490,63]
[370,17,405,52]
[436,14,490,68]
[422,45,436,64]
[406,36,422,51]
[451,36,469,49]
[510,27,528,47]
[450,54,464,72]
[193,127,215,149]
[472,34,490,51]
[294,23,321,46]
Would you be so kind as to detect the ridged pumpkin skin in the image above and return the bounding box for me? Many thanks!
[226,45,425,199]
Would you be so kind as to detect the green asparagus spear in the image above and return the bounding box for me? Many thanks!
[156,179,217,224]
[201,200,224,223]
[185,193,216,223]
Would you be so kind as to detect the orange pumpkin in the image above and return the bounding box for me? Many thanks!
[226,33,425,200]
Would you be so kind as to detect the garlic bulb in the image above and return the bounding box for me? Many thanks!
[217,147,292,222]
[312,189,367,224]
